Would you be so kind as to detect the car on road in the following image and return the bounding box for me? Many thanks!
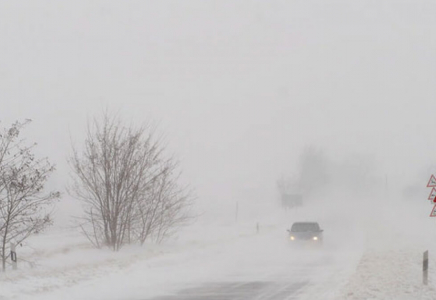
[287,222,323,245]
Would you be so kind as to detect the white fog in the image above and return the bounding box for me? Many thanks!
[1,1,436,299]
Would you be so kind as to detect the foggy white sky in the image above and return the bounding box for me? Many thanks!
[1,1,436,215]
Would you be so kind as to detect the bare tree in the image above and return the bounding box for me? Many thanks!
[0,121,60,272]
[69,113,193,251]
[134,161,193,245]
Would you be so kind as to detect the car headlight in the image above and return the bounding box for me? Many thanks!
[313,236,318,241]
[290,236,295,241]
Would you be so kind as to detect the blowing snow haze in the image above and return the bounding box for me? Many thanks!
[1,1,436,211]
[2,1,436,300]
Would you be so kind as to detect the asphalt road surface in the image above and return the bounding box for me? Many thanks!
[149,281,309,300]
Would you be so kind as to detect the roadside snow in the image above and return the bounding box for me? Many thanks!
[337,248,436,300]
[336,199,436,300]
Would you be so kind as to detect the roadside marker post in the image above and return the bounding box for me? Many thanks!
[10,243,17,270]
[424,251,429,285]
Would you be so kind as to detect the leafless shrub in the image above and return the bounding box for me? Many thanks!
[69,113,193,251]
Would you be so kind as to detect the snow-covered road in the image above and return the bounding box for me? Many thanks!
[140,226,363,300]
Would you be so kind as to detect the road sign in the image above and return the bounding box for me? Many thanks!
[429,188,436,201]
[430,205,436,217]
[428,175,436,187]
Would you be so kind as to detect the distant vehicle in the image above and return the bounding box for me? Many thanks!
[287,222,323,244]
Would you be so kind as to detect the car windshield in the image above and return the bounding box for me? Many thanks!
[291,223,320,232]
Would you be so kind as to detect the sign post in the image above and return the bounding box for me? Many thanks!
[425,176,435,285]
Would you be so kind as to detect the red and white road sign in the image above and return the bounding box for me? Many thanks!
[430,205,436,217]
[428,175,436,187]
[428,188,436,201]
